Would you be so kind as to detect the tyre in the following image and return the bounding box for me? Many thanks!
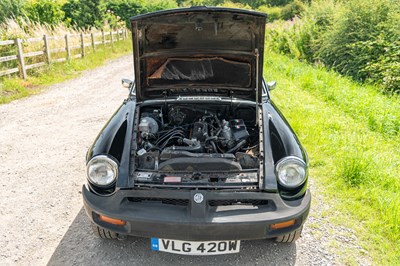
[275,226,303,243]
[91,223,119,239]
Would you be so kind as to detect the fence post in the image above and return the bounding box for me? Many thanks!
[116,29,120,41]
[110,30,114,47]
[80,32,85,58]
[65,34,70,60]
[15,38,27,79]
[91,32,95,50]
[102,30,105,46]
[43,34,51,64]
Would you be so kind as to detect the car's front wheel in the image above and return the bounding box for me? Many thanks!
[275,226,303,243]
[91,223,119,239]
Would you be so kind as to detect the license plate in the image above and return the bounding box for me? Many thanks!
[151,238,240,255]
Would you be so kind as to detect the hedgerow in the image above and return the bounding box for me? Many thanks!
[266,0,400,93]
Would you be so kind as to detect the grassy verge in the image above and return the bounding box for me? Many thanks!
[0,39,132,104]
[264,51,399,264]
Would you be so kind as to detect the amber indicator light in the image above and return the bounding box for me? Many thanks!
[270,219,296,230]
[99,215,126,226]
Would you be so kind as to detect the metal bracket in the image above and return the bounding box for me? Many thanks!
[163,90,168,108]
[255,48,260,126]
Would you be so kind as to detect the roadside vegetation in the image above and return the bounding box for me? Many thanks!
[265,51,400,264]
[265,0,400,94]
[0,0,178,29]
[262,3,399,261]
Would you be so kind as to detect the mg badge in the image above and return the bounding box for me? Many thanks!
[193,193,204,204]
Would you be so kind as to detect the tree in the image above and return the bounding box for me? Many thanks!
[106,0,145,28]
[25,0,65,25]
[106,0,178,28]
[62,0,106,29]
[0,0,26,23]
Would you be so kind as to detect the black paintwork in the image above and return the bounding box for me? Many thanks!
[130,7,267,102]
[83,185,311,241]
[84,7,310,242]
[262,99,308,199]
[86,98,136,189]
[130,6,267,21]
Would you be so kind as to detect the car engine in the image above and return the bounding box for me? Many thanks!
[135,104,260,172]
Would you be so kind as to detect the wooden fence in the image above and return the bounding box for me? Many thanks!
[0,28,128,79]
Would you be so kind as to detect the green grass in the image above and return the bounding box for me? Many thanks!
[264,50,400,264]
[0,39,132,104]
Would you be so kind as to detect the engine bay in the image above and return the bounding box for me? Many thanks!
[134,103,260,173]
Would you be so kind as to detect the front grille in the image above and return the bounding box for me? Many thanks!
[128,197,269,207]
[208,199,269,207]
[128,197,189,206]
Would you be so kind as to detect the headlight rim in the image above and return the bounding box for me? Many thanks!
[275,156,307,189]
[87,155,119,188]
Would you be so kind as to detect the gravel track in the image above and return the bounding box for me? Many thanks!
[0,55,365,265]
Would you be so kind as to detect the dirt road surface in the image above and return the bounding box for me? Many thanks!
[0,55,361,265]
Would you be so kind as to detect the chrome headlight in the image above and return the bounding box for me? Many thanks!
[87,155,118,187]
[275,156,307,188]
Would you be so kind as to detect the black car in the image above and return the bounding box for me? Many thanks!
[83,7,310,255]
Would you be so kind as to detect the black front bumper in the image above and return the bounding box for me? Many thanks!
[83,185,311,241]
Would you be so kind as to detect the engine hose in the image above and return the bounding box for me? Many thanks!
[205,136,217,142]
[210,141,217,153]
[165,142,203,153]
[227,140,247,154]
